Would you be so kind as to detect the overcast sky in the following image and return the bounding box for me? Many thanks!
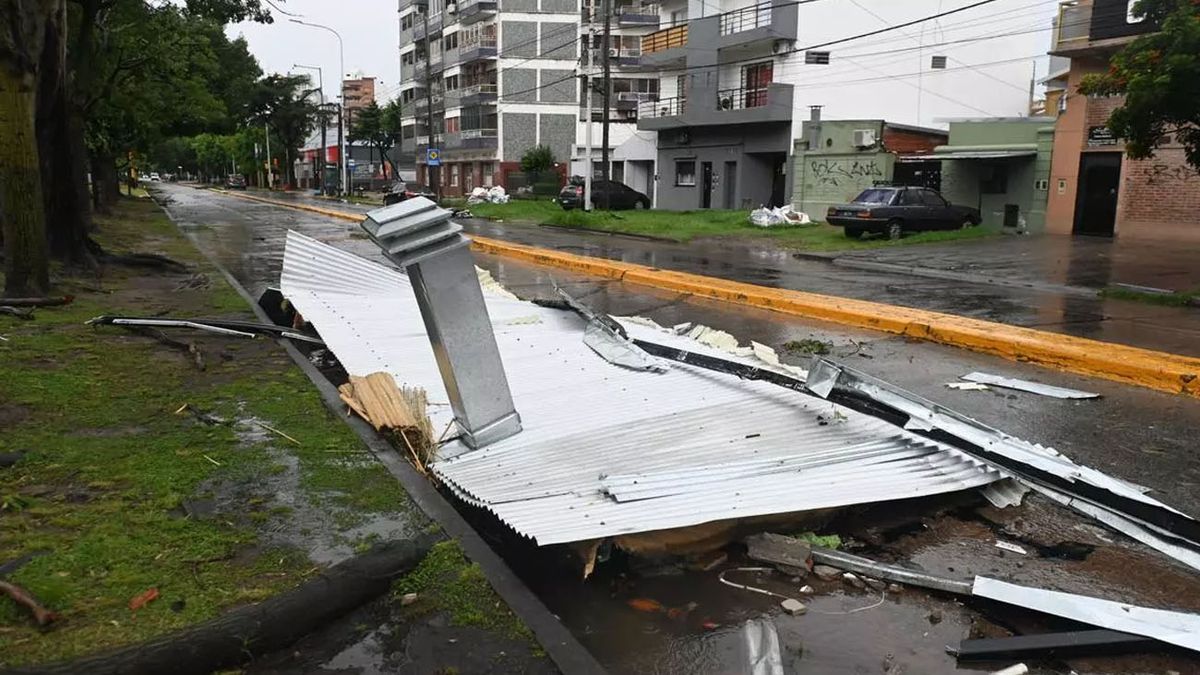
[228,0,401,104]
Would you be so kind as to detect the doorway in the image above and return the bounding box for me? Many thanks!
[1074,152,1121,237]
[701,161,713,209]
[723,161,737,209]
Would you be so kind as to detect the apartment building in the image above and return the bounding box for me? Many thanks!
[342,76,377,112]
[397,0,580,196]
[1045,0,1198,240]
[635,0,1041,210]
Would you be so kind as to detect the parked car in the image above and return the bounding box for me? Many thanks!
[382,181,436,205]
[225,174,247,190]
[826,186,980,239]
[558,179,651,211]
[149,172,161,181]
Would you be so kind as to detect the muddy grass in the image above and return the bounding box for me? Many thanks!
[0,196,424,667]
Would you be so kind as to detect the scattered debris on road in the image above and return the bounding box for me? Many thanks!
[0,295,74,308]
[993,540,1028,555]
[946,381,990,391]
[960,371,1101,399]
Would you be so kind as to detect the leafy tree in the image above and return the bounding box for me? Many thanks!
[520,144,555,173]
[0,0,57,295]
[1079,0,1200,170]
[350,99,402,179]
[248,73,317,188]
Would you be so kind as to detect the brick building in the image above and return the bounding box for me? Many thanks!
[342,76,377,112]
[1046,0,1200,240]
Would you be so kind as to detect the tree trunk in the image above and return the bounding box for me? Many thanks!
[0,69,51,296]
[37,0,93,266]
[92,152,119,210]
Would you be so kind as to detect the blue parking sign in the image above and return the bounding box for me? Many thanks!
[426,148,441,166]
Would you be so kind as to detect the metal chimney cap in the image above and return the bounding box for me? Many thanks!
[361,197,466,267]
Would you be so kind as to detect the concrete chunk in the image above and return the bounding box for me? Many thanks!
[745,532,812,577]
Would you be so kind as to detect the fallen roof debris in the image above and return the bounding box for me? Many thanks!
[952,628,1156,662]
[86,315,324,344]
[960,371,1100,399]
[279,231,1005,547]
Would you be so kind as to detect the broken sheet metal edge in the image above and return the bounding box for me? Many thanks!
[972,576,1200,655]
[961,371,1100,399]
[279,230,1004,546]
[805,357,1200,572]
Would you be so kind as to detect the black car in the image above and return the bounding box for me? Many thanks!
[225,174,247,190]
[826,186,980,239]
[558,179,651,211]
[383,181,437,206]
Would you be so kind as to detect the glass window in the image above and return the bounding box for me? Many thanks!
[450,164,460,186]
[675,160,696,187]
[852,188,896,204]
[481,162,494,186]
[921,190,946,206]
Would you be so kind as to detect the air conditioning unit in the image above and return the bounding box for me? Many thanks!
[719,96,733,110]
[771,39,792,55]
[446,2,457,12]
[608,48,619,57]
[852,128,877,147]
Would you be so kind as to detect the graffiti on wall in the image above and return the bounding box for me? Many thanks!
[810,158,884,186]
[1144,164,1200,185]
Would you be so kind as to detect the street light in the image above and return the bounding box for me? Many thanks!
[289,19,347,196]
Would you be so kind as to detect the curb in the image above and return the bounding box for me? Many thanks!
[213,190,1200,398]
[152,189,607,675]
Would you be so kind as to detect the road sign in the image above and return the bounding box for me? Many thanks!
[426,148,441,166]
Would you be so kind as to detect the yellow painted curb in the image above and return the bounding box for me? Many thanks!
[215,190,1200,398]
[220,189,362,222]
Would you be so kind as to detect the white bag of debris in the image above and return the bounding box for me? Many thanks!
[466,187,490,205]
[749,205,810,227]
[486,185,509,204]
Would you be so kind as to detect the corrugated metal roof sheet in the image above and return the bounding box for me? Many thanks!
[280,231,1005,545]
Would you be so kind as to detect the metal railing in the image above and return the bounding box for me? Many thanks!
[716,86,770,110]
[641,24,687,54]
[617,91,657,102]
[460,128,498,138]
[460,34,498,50]
[638,95,685,118]
[719,2,772,35]
[460,82,498,96]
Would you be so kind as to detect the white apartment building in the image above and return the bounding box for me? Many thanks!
[635,0,1046,209]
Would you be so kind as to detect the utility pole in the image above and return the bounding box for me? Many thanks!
[583,3,595,211]
[336,104,345,194]
[289,20,346,195]
[264,124,273,189]
[294,64,325,192]
[600,0,612,210]
[421,3,440,201]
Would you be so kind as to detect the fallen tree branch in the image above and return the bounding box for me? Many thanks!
[0,297,73,308]
[0,580,60,627]
[86,238,189,274]
[117,325,205,371]
[0,306,35,320]
[7,536,437,675]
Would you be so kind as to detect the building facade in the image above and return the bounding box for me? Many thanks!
[342,76,377,112]
[397,0,580,196]
[635,0,1042,210]
[1045,0,1200,240]
[791,114,947,219]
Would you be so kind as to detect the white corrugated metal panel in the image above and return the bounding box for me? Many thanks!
[280,231,1005,545]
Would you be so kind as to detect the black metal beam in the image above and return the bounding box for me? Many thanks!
[953,629,1158,662]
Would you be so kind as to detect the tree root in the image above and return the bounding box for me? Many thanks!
[117,325,205,371]
[0,580,60,627]
[0,297,72,308]
[6,536,437,675]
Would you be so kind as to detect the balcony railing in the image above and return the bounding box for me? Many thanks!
[639,95,685,118]
[460,35,498,50]
[460,128,498,138]
[641,24,687,54]
[716,86,769,110]
[719,3,772,35]
[460,82,498,96]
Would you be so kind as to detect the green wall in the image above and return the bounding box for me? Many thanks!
[791,120,893,218]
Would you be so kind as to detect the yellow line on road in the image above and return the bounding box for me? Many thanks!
[217,189,1200,398]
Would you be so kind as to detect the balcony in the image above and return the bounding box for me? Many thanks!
[637,82,793,130]
[618,2,660,26]
[639,24,687,67]
[1050,0,1157,57]
[412,12,443,40]
[582,47,643,68]
[615,91,656,111]
[715,1,797,49]
[458,35,498,63]
[460,127,498,149]
[459,82,498,105]
[1052,1,1091,53]
[456,0,497,25]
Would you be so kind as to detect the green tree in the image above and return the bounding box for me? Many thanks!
[248,73,317,188]
[0,0,57,295]
[350,99,402,179]
[520,144,555,173]
[1079,0,1200,170]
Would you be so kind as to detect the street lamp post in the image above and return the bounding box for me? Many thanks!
[289,19,347,196]
[294,64,326,194]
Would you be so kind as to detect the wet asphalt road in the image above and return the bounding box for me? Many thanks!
[157,184,1200,674]
[252,188,1200,357]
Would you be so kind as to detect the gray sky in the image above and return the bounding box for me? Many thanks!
[228,0,401,104]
